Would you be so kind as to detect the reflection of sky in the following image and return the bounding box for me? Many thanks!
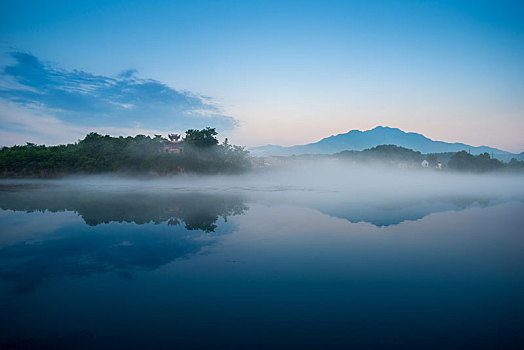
[0,189,521,295]
[1,201,523,348]
[0,211,237,294]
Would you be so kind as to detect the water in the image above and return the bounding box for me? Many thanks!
[0,175,523,349]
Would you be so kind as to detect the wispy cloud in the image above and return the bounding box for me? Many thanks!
[0,52,236,144]
[0,99,178,146]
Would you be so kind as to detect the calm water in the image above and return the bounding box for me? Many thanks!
[0,177,523,349]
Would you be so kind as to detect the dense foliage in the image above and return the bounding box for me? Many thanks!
[183,127,219,148]
[0,128,251,177]
[336,145,438,167]
[336,145,524,172]
[447,151,524,172]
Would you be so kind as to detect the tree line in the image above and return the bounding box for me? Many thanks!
[336,145,524,172]
[447,151,524,172]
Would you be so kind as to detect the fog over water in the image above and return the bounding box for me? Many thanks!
[1,163,524,349]
[5,160,523,198]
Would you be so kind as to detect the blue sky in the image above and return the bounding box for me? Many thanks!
[1,0,523,151]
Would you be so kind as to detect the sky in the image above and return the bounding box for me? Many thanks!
[0,0,523,152]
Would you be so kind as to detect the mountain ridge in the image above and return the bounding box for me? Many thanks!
[250,126,522,160]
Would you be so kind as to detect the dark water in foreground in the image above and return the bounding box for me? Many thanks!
[0,179,523,349]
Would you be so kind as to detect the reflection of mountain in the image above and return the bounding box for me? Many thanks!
[0,184,248,294]
[312,197,494,227]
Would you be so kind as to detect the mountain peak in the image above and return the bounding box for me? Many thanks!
[369,126,402,132]
[250,126,514,158]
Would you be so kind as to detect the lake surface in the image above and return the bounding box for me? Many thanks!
[1,174,523,349]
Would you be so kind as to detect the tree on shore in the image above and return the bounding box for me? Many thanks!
[447,151,504,172]
[183,127,218,148]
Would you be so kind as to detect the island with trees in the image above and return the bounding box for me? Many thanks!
[0,127,251,177]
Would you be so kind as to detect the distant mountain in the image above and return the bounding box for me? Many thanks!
[250,126,521,160]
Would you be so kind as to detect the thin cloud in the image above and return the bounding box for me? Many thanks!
[0,52,237,135]
[0,99,175,146]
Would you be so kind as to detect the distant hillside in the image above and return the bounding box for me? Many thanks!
[250,126,522,160]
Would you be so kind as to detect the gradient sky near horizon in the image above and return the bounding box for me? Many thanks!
[1,0,523,152]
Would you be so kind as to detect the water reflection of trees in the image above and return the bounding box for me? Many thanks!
[0,184,248,232]
[0,184,248,294]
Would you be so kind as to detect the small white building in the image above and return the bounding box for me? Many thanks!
[421,160,429,168]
